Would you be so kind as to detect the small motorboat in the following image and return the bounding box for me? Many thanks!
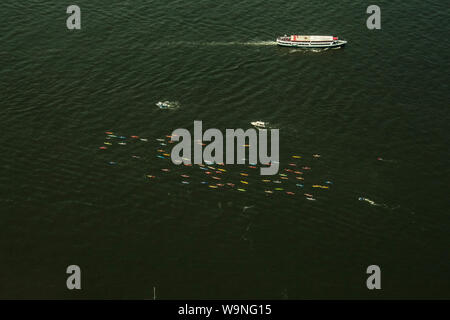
[156,100,180,110]
[156,101,171,109]
[251,121,268,128]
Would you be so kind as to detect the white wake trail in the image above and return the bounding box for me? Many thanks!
[160,40,277,47]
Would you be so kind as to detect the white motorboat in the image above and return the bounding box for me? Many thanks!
[251,121,267,128]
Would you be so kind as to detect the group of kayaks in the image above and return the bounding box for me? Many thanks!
[99,130,389,205]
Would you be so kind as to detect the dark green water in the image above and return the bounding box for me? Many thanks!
[0,1,449,299]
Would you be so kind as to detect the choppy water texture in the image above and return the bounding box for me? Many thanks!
[0,0,449,299]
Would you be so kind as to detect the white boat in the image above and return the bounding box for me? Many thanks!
[251,121,267,128]
[156,101,170,109]
[156,100,180,109]
[276,35,347,48]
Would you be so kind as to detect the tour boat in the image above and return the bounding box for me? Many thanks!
[276,35,347,48]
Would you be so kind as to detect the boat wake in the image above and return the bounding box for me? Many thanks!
[159,40,277,47]
[239,41,278,46]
